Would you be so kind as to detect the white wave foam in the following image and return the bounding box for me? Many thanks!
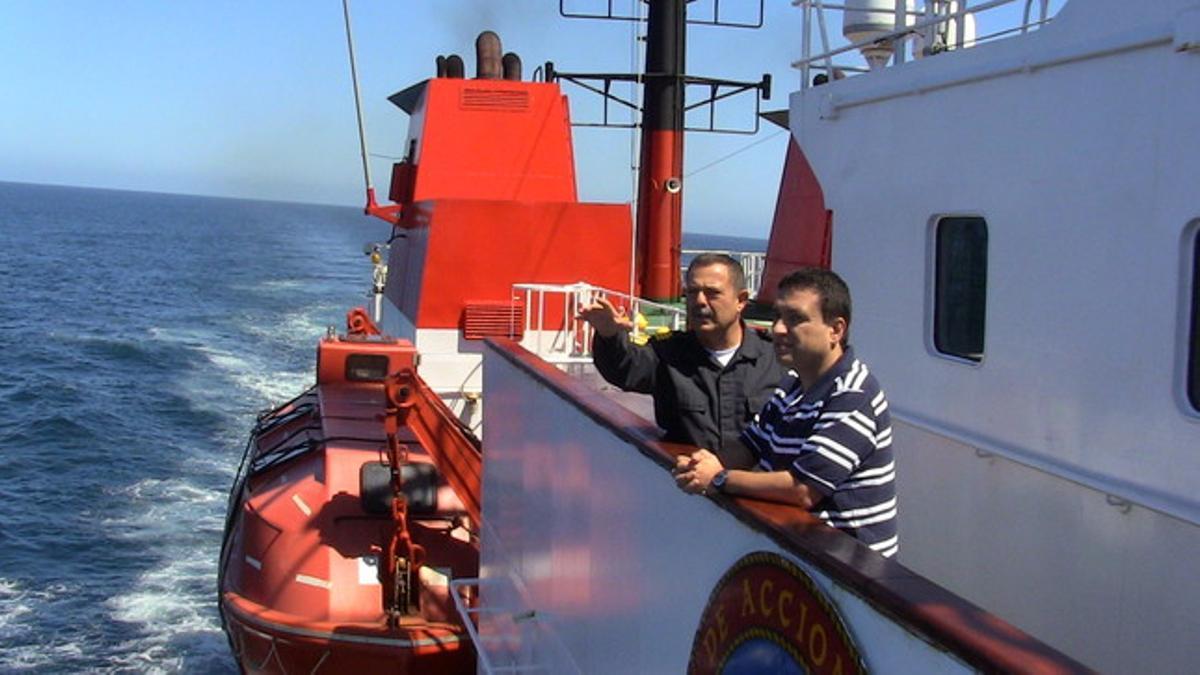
[170,339,311,413]
[101,478,226,541]
[146,326,209,348]
[100,477,237,673]
[0,578,71,636]
[106,555,223,673]
[107,558,214,628]
[181,453,242,482]
[0,578,86,671]
[190,330,313,409]
[149,306,325,409]
[0,641,86,671]
[225,367,313,409]
[194,343,253,375]
[0,577,35,635]
[244,304,337,345]
[229,278,306,294]
[109,477,223,504]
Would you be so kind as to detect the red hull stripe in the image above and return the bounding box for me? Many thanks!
[223,597,465,649]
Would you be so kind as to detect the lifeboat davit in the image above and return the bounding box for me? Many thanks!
[218,309,480,673]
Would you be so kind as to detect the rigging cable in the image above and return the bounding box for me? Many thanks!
[684,129,788,179]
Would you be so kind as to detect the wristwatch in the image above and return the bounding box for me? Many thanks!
[711,469,729,493]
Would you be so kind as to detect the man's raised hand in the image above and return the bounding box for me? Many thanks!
[576,295,633,338]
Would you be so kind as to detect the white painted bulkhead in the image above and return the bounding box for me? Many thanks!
[478,343,978,674]
[790,0,1200,670]
[380,300,593,434]
[380,306,487,427]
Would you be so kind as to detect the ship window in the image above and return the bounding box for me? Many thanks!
[934,217,988,362]
[346,354,389,382]
[1189,230,1200,410]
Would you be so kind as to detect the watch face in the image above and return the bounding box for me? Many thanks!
[713,470,728,490]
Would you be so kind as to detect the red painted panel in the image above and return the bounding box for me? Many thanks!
[759,137,832,304]
[408,79,578,203]
[399,200,631,329]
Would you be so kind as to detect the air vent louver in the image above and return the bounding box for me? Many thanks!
[460,88,530,111]
[463,301,525,340]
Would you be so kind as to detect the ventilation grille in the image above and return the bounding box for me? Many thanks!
[463,301,525,341]
[460,88,530,111]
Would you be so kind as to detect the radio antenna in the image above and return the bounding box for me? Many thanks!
[342,0,379,214]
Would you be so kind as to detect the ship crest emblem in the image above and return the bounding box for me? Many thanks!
[688,552,864,675]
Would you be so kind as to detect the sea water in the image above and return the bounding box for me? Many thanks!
[0,181,764,672]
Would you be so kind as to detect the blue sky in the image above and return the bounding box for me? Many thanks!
[0,1,1060,237]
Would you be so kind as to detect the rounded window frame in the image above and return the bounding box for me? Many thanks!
[925,213,989,367]
[1178,219,1200,418]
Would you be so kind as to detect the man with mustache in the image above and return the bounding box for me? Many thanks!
[579,253,783,470]
[673,268,898,557]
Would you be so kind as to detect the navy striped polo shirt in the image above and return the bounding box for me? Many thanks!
[741,347,898,557]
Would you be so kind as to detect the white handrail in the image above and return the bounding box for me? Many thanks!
[512,282,686,364]
[791,0,1058,77]
[512,248,768,365]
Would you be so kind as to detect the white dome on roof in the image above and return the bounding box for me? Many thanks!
[843,0,915,69]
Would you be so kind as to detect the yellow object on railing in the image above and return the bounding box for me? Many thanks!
[631,324,671,346]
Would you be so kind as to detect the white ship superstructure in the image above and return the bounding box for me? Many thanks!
[787,0,1200,670]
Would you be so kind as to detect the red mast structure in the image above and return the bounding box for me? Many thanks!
[550,0,770,301]
[636,0,687,300]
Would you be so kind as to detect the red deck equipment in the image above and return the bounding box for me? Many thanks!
[220,325,481,673]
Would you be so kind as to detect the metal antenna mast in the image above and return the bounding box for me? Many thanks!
[550,0,770,300]
[342,0,379,214]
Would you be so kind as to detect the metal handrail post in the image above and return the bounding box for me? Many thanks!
[791,0,1021,70]
[540,288,549,355]
[801,0,812,86]
[955,0,968,50]
[812,0,836,76]
[525,288,532,344]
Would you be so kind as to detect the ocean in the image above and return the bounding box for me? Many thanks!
[0,181,764,672]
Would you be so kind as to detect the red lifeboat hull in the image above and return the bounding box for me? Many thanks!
[222,594,472,674]
[219,335,478,673]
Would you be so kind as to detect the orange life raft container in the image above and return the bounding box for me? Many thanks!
[218,314,480,674]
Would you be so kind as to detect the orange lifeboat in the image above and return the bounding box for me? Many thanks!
[218,309,480,673]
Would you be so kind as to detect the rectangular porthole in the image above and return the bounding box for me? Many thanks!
[1189,230,1200,411]
[934,217,988,362]
[346,354,390,382]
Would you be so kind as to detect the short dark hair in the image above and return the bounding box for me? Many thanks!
[685,253,746,292]
[778,267,852,346]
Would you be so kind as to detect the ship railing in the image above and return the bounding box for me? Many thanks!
[679,248,766,297]
[792,0,1057,86]
[450,577,559,674]
[450,517,584,674]
[512,282,686,365]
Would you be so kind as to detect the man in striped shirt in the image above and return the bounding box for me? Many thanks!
[674,268,898,557]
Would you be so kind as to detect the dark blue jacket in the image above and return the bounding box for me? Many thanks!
[592,326,784,468]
